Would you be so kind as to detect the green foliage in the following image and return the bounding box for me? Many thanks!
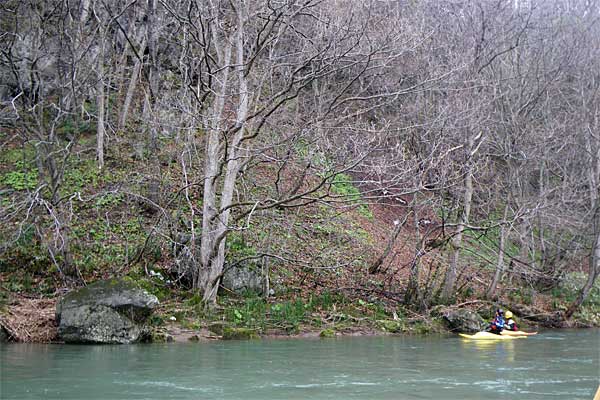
[56,118,92,137]
[185,293,204,308]
[0,224,51,275]
[6,170,36,191]
[330,173,373,219]
[222,326,258,340]
[148,315,166,327]
[225,296,267,330]
[67,212,149,274]
[62,159,101,193]
[358,299,389,320]
[347,225,372,243]
[294,138,310,158]
[95,193,124,208]
[306,291,344,310]
[1,147,32,164]
[574,304,600,326]
[409,320,431,334]
[460,285,475,298]
[550,287,576,303]
[4,272,34,292]
[1,268,54,296]
[461,226,519,267]
[549,269,600,323]
[226,232,257,259]
[134,276,171,301]
[270,299,306,332]
[2,168,38,191]
[216,291,355,334]
[377,319,404,333]
[319,328,336,337]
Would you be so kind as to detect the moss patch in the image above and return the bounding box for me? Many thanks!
[376,319,404,333]
[222,327,258,340]
[319,328,336,338]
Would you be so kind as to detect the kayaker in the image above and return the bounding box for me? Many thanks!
[488,308,505,334]
[504,310,518,331]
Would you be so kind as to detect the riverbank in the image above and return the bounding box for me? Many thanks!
[1,284,596,344]
[0,291,435,343]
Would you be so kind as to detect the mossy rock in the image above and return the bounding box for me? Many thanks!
[151,331,173,343]
[377,319,404,333]
[408,321,431,335]
[441,309,486,333]
[56,278,159,324]
[319,328,336,338]
[208,322,226,336]
[56,278,159,344]
[222,327,258,340]
[134,278,171,301]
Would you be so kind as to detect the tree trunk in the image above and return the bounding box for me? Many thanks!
[441,138,475,302]
[486,204,509,299]
[119,38,146,130]
[565,130,600,318]
[201,7,249,305]
[405,210,424,308]
[565,204,600,319]
[369,214,407,274]
[80,0,90,26]
[96,44,105,170]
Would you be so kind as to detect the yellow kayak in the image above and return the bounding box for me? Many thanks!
[501,330,538,336]
[459,332,527,340]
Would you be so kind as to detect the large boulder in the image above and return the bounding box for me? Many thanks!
[441,309,486,333]
[221,264,264,295]
[56,279,159,344]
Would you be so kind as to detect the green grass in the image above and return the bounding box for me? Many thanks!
[61,159,102,194]
[209,291,359,334]
[2,168,38,190]
[0,146,38,191]
[330,173,373,219]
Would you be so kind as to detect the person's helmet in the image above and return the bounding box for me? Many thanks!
[505,311,513,319]
[496,308,504,315]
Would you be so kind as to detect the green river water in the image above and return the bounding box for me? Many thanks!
[1,329,598,399]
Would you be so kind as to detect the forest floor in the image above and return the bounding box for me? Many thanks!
[1,133,599,343]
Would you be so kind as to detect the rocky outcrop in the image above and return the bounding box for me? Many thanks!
[441,309,486,333]
[221,264,264,295]
[173,243,265,295]
[56,279,159,344]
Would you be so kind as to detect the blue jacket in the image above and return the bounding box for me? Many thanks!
[492,316,505,328]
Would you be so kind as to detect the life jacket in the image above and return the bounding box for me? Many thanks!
[506,319,518,331]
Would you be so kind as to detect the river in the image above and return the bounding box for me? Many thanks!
[1,329,598,399]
